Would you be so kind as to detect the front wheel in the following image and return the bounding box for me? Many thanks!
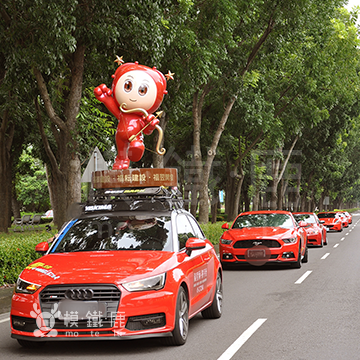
[301,245,308,263]
[165,287,189,346]
[202,271,223,319]
[291,247,302,268]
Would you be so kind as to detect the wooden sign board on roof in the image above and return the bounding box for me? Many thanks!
[92,168,178,189]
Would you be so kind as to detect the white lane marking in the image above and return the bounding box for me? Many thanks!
[217,318,267,360]
[341,237,345,241]
[334,243,339,248]
[0,317,9,324]
[321,253,330,260]
[295,270,312,284]
[345,233,349,236]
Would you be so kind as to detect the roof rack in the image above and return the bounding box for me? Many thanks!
[83,186,185,213]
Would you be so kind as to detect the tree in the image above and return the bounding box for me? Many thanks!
[1,0,189,230]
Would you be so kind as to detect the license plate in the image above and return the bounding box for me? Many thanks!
[58,300,106,320]
[247,249,266,259]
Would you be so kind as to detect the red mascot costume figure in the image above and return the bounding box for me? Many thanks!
[94,58,171,169]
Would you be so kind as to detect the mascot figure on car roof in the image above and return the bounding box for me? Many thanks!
[94,56,174,170]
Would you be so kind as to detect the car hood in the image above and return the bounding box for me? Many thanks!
[223,227,297,240]
[19,251,176,286]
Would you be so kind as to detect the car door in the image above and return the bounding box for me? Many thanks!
[175,213,211,314]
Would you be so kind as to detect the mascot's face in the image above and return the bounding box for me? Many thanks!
[114,70,157,111]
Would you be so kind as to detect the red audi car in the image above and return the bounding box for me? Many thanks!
[11,187,222,347]
[293,212,327,247]
[317,212,343,232]
[219,210,308,269]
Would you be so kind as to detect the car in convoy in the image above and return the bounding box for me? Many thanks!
[336,212,349,228]
[317,211,343,232]
[11,186,223,347]
[293,212,327,247]
[342,211,352,225]
[219,210,308,269]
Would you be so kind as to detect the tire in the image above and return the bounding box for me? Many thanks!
[202,271,223,319]
[291,247,302,268]
[302,245,308,263]
[323,232,327,245]
[165,286,189,346]
[17,339,46,348]
[319,237,323,248]
[221,262,231,270]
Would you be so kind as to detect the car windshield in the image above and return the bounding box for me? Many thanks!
[293,214,316,224]
[317,213,336,219]
[52,215,173,253]
[232,213,294,229]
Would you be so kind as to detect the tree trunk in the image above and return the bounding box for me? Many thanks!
[270,136,298,210]
[0,110,14,232]
[33,44,85,229]
[152,114,167,168]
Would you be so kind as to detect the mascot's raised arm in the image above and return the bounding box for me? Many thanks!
[94,56,174,169]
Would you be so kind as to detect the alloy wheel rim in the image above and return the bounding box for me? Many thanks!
[215,275,223,313]
[178,291,188,339]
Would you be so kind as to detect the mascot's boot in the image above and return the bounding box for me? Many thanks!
[112,156,130,170]
[128,138,145,162]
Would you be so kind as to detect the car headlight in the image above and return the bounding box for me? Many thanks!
[122,273,166,292]
[220,238,232,245]
[283,237,297,243]
[15,277,42,294]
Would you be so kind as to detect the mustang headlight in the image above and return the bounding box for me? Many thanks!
[283,237,297,244]
[220,238,232,245]
[15,277,42,294]
[122,273,166,292]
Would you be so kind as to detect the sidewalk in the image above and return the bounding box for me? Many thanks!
[0,286,13,314]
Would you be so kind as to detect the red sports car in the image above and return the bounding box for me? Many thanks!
[219,210,308,269]
[293,212,327,247]
[343,211,352,224]
[11,187,223,347]
[337,212,349,228]
[317,212,343,232]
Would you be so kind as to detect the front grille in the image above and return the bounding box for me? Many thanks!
[39,284,121,330]
[233,240,281,248]
[236,254,278,260]
[40,284,121,303]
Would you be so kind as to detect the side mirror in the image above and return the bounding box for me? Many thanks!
[185,238,206,256]
[35,241,49,254]
[222,223,229,230]
[298,221,308,227]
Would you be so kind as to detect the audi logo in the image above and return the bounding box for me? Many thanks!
[64,288,94,300]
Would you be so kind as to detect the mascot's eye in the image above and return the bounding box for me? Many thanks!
[124,80,133,92]
[138,84,148,96]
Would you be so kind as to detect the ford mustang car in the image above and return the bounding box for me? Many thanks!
[219,210,308,269]
[11,187,223,347]
[317,212,342,232]
[293,212,327,247]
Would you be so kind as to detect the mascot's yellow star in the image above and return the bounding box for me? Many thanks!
[165,71,175,81]
[114,55,124,66]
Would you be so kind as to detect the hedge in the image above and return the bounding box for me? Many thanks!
[0,231,51,286]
